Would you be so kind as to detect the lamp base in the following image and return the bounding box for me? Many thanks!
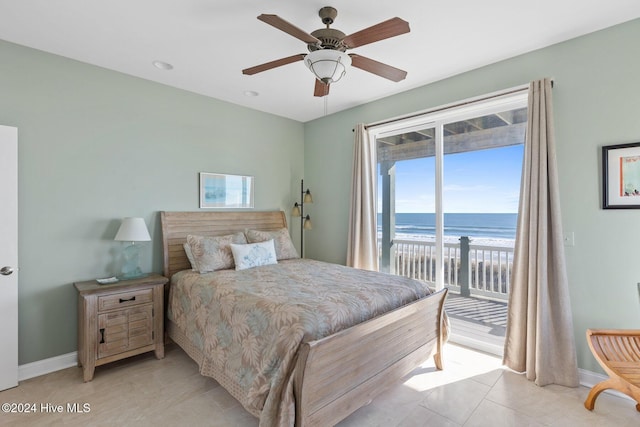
[119,243,147,280]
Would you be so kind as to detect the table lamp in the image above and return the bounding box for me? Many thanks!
[114,217,151,279]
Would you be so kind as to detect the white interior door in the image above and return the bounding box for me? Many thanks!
[0,125,18,391]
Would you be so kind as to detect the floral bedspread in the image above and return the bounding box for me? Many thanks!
[168,259,436,426]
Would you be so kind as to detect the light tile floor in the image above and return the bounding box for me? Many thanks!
[0,343,638,426]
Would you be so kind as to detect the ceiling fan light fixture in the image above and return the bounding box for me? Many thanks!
[304,49,351,84]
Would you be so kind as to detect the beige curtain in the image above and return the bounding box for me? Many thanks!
[503,79,579,387]
[347,124,378,271]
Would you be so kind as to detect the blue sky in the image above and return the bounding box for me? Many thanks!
[380,144,524,213]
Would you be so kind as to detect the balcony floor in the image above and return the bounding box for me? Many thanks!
[444,292,507,356]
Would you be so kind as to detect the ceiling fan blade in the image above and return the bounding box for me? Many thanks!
[314,79,330,97]
[349,54,407,82]
[242,54,306,75]
[341,17,410,49]
[258,14,321,45]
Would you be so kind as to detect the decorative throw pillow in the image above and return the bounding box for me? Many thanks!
[183,243,197,271]
[186,232,247,273]
[245,228,299,260]
[230,240,278,271]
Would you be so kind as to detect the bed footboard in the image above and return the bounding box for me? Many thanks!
[293,288,448,427]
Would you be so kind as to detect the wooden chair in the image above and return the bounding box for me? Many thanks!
[584,329,640,411]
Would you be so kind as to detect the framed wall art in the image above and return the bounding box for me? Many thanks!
[199,172,254,209]
[602,142,640,209]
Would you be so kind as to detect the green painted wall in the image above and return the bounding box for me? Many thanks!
[304,19,640,373]
[0,40,304,364]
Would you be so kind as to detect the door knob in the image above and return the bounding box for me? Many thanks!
[0,266,15,276]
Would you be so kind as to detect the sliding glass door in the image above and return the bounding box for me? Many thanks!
[373,92,527,287]
[372,91,527,354]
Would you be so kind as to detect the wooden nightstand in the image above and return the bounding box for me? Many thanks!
[74,273,168,382]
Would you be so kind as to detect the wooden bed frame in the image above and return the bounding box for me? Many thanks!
[160,210,448,426]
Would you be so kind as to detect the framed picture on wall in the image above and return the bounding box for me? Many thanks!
[602,142,640,209]
[199,172,254,209]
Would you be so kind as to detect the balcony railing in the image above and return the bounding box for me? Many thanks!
[390,237,513,301]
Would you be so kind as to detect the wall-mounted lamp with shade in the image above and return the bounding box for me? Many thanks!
[114,217,151,279]
[292,180,313,257]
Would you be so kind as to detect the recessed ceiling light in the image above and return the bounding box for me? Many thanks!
[152,60,173,70]
[244,90,259,97]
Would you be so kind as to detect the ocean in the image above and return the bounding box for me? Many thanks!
[378,213,517,247]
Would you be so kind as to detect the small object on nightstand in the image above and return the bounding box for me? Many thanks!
[74,273,168,382]
[96,276,119,285]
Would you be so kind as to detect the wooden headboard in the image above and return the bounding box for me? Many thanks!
[160,211,288,278]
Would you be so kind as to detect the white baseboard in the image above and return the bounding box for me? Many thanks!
[18,351,78,381]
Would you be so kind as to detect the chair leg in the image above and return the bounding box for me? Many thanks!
[584,379,617,411]
[585,379,640,412]
[433,352,443,370]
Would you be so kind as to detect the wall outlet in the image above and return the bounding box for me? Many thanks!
[563,232,575,246]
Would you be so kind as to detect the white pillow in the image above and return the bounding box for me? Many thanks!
[230,240,278,271]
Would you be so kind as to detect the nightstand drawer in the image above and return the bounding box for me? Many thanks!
[98,288,152,311]
[97,304,153,359]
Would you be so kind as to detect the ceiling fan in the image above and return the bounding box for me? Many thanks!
[242,6,410,97]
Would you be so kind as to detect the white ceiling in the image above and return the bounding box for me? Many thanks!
[1,1,640,122]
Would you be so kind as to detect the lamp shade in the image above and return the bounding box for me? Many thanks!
[292,203,301,217]
[304,50,351,84]
[114,217,151,242]
[303,215,313,230]
[303,190,313,204]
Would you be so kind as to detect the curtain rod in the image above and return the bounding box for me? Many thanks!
[352,80,553,132]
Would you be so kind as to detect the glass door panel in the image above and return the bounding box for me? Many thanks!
[377,126,436,278]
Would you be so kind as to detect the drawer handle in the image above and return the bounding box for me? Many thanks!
[119,296,136,303]
[99,328,105,344]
